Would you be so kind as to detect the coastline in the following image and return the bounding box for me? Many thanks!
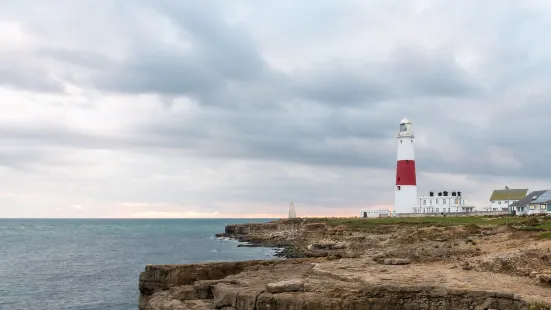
[215,221,306,259]
[139,216,551,309]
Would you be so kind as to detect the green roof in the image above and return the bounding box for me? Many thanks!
[489,188,529,201]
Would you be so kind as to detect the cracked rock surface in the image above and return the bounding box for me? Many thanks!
[140,257,551,310]
[140,219,551,309]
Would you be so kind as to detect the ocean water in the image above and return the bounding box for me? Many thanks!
[0,218,278,310]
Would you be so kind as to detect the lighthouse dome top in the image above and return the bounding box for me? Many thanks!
[398,117,414,137]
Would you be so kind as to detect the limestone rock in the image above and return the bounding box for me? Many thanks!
[145,293,213,310]
[266,279,305,293]
[139,219,551,310]
[383,258,411,265]
[538,274,551,285]
[168,285,196,301]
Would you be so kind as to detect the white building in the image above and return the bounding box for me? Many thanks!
[413,191,475,214]
[487,186,528,212]
[394,118,418,214]
[360,210,390,218]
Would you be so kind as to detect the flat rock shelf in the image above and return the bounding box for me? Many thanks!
[139,217,551,309]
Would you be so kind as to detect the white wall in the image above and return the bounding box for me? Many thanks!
[489,200,518,211]
[360,210,389,218]
[397,210,507,217]
[415,195,475,213]
[419,196,467,207]
[397,137,415,160]
[394,185,417,214]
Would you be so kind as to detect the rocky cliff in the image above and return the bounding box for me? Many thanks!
[139,257,551,310]
[140,218,551,309]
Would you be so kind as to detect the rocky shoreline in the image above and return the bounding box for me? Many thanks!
[139,217,551,309]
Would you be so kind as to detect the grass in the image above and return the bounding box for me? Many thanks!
[284,216,527,229]
[537,232,551,240]
[529,300,551,310]
[535,222,551,230]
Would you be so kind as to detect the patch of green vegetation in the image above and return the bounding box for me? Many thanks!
[513,217,551,231]
[293,216,525,229]
[529,300,551,310]
[518,226,546,231]
[283,218,304,224]
[535,222,551,230]
[537,232,551,240]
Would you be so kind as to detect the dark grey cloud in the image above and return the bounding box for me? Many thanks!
[294,48,481,105]
[2,0,551,216]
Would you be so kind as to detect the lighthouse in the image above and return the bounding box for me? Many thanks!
[394,118,418,214]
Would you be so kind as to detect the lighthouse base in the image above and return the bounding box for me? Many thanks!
[394,185,418,214]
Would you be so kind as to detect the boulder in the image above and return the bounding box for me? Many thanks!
[383,258,411,265]
[266,279,305,293]
[538,274,551,285]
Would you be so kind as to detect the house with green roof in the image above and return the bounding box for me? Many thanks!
[487,186,529,213]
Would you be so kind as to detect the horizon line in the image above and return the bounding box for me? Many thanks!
[0,217,279,220]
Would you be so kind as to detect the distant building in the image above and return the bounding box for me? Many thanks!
[360,210,390,218]
[510,190,551,215]
[414,191,475,214]
[288,202,297,219]
[488,186,528,213]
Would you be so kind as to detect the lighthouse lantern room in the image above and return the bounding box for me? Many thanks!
[394,118,418,214]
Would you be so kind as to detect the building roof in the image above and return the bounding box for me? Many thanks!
[531,190,551,204]
[510,190,547,207]
[489,188,529,201]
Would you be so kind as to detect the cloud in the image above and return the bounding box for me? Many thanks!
[71,205,84,210]
[1,0,551,218]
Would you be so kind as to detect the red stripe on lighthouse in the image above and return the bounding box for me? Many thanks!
[396,160,416,186]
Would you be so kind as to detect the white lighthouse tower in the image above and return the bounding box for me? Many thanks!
[394,118,418,214]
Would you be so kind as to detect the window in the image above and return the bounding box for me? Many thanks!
[436,208,439,212]
[498,201,501,204]
[423,200,426,205]
[443,199,446,204]
[436,199,439,204]
[530,205,535,209]
[430,199,433,205]
[400,124,407,132]
[397,186,401,190]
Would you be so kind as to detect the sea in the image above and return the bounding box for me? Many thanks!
[0,218,278,310]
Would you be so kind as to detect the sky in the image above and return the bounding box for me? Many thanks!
[1,0,551,218]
